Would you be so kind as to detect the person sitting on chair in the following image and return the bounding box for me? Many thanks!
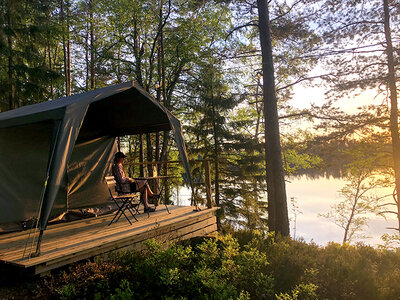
[112,151,159,213]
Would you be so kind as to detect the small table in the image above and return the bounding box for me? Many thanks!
[135,176,172,213]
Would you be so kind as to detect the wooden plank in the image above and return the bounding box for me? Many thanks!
[0,211,114,243]
[19,207,192,258]
[172,223,218,243]
[0,206,219,274]
[0,204,172,244]
[0,205,185,244]
[156,217,217,245]
[0,206,194,261]
[116,217,218,253]
[16,208,218,267]
[34,215,218,275]
[32,210,217,266]
[0,205,187,250]
[32,214,217,274]
[34,219,217,274]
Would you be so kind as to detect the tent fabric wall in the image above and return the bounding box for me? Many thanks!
[38,103,89,229]
[67,136,117,209]
[0,121,53,223]
[0,81,193,231]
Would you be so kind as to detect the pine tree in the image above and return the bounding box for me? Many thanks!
[182,60,268,229]
[0,0,62,111]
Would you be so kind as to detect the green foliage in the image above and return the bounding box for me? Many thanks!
[276,283,318,300]
[0,0,63,111]
[234,230,400,300]
[281,134,323,176]
[380,233,400,250]
[56,284,77,299]
[38,261,126,299]
[0,0,334,237]
[37,235,275,299]
[32,233,400,300]
[110,280,134,300]
[182,60,269,229]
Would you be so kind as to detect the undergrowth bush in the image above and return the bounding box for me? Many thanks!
[34,231,400,299]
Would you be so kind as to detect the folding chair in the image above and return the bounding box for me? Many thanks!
[105,176,140,225]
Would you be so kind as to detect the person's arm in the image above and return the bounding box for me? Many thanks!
[117,164,133,184]
[112,164,129,184]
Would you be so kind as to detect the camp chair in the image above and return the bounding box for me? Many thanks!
[105,176,140,225]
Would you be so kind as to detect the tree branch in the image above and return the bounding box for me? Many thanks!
[225,21,258,41]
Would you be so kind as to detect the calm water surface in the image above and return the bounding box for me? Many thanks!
[286,176,398,246]
[175,175,398,246]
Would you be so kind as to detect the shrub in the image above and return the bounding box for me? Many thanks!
[32,232,400,300]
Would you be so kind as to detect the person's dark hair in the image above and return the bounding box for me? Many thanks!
[114,151,127,163]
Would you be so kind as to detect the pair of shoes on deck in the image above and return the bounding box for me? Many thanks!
[144,206,156,213]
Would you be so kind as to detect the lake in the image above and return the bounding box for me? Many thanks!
[286,175,398,246]
[175,175,398,247]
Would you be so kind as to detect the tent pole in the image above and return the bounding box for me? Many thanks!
[117,136,121,151]
[31,120,62,258]
[30,230,44,258]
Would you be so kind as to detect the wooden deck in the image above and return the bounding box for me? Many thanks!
[0,206,218,275]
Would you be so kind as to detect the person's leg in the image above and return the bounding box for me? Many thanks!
[143,182,156,197]
[135,180,156,211]
[141,187,149,208]
[136,180,158,197]
[134,180,146,191]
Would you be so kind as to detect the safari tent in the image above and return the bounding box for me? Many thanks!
[0,81,192,232]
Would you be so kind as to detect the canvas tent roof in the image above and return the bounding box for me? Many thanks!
[0,81,192,231]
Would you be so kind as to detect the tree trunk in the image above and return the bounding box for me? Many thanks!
[343,179,361,244]
[66,0,71,96]
[211,94,221,229]
[139,133,145,177]
[85,20,89,91]
[383,0,400,232]
[257,0,289,236]
[60,0,68,96]
[46,8,54,99]
[89,0,95,89]
[159,12,169,182]
[210,95,220,207]
[160,131,170,163]
[48,44,54,99]
[133,20,143,87]
[155,31,162,173]
[7,5,15,110]
[160,131,170,200]
[146,133,153,176]
[255,76,262,138]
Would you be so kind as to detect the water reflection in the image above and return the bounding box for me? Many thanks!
[287,175,398,246]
